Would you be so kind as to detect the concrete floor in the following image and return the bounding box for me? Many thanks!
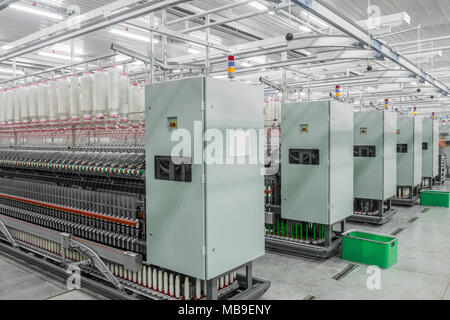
[0,251,107,300]
[0,183,449,300]
[254,182,450,300]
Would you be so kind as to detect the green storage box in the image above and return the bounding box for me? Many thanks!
[420,190,450,207]
[341,230,398,269]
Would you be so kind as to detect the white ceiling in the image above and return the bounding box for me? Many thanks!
[0,0,450,114]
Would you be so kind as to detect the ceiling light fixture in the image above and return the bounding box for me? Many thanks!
[190,31,223,45]
[299,25,312,33]
[37,0,65,7]
[9,3,64,20]
[38,51,83,61]
[114,54,131,62]
[1,44,14,51]
[301,11,328,28]
[249,1,267,11]
[187,47,201,54]
[48,43,84,55]
[110,28,158,43]
[0,68,25,75]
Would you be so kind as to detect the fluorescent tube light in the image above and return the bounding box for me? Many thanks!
[299,25,312,32]
[190,31,223,45]
[301,11,328,28]
[48,43,84,55]
[0,68,24,75]
[110,28,158,43]
[249,1,267,11]
[38,51,83,61]
[187,47,201,54]
[10,3,64,20]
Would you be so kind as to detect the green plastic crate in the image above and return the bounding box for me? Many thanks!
[341,230,398,269]
[420,190,450,207]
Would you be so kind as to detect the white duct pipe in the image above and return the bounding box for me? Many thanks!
[94,68,107,121]
[13,86,22,125]
[80,71,94,121]
[119,72,129,124]
[175,274,180,298]
[70,74,81,124]
[104,73,109,117]
[19,85,30,124]
[48,79,58,124]
[139,86,145,124]
[108,66,120,119]
[28,82,39,124]
[195,278,201,299]
[169,273,174,297]
[0,89,6,126]
[184,277,190,300]
[57,77,69,124]
[37,80,49,124]
[129,82,139,124]
[6,88,15,126]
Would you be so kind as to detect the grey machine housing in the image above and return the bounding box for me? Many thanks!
[265,99,353,258]
[349,110,397,224]
[393,116,422,205]
[146,77,265,281]
[280,100,354,225]
[422,118,439,188]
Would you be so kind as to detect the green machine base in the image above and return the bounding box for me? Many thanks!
[347,199,398,225]
[347,208,397,225]
[392,185,420,206]
[392,196,419,206]
[264,220,346,259]
[265,236,341,259]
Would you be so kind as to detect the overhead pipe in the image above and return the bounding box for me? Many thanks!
[291,0,450,95]
[181,3,290,34]
[168,0,254,26]
[0,0,190,63]
[0,53,117,85]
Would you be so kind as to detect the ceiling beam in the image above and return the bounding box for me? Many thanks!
[210,49,379,76]
[0,53,117,85]
[0,0,190,63]
[291,0,450,95]
[168,0,253,26]
[0,0,17,11]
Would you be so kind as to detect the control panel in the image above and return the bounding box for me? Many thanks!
[154,156,192,182]
[354,145,376,157]
[397,144,408,153]
[288,149,320,165]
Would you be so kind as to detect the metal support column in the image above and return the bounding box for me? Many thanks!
[245,262,253,290]
[161,9,168,82]
[340,220,346,234]
[378,199,384,217]
[0,218,17,247]
[307,63,311,101]
[281,52,287,103]
[291,0,450,95]
[61,233,124,291]
[205,14,211,76]
[206,278,218,300]
[148,12,156,83]
[324,224,332,247]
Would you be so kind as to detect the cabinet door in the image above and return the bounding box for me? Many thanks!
[146,78,206,279]
[204,78,264,280]
[281,101,329,225]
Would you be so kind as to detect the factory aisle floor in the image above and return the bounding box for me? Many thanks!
[253,181,450,300]
[1,183,449,300]
[0,251,107,300]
